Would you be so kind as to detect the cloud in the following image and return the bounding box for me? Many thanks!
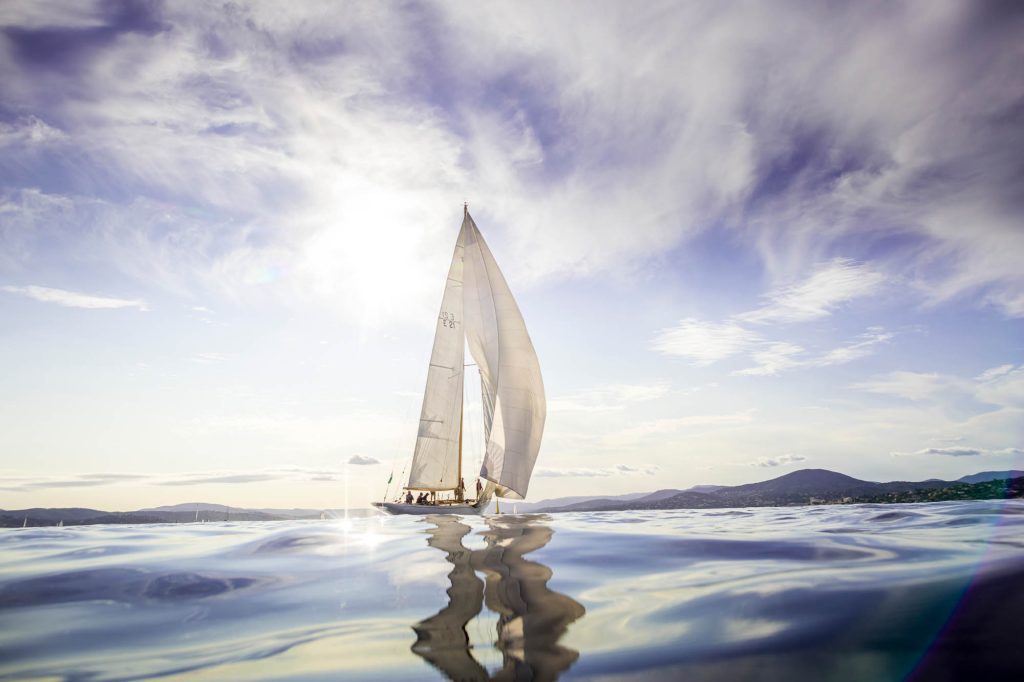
[733,342,804,376]
[0,467,354,492]
[191,352,227,364]
[891,446,1024,458]
[751,454,807,468]
[348,455,379,466]
[606,410,757,445]
[534,467,615,478]
[1,285,148,310]
[653,263,892,375]
[535,464,658,478]
[549,382,670,412]
[652,319,758,364]
[158,473,280,486]
[814,328,893,366]
[851,371,950,402]
[1,3,1021,326]
[734,327,893,376]
[736,259,885,324]
[976,364,1014,382]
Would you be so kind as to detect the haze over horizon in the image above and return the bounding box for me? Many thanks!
[1,1,1022,510]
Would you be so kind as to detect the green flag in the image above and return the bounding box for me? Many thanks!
[387,472,393,484]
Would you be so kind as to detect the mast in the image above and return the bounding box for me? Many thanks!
[458,400,463,489]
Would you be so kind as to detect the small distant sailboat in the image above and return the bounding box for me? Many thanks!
[22,517,27,528]
[374,206,546,516]
[57,520,63,527]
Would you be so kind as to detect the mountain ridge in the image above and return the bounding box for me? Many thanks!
[4,469,1023,526]
[535,468,1024,512]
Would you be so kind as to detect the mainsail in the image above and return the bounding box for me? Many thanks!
[407,224,467,491]
[406,208,546,500]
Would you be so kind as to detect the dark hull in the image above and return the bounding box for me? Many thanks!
[373,502,485,516]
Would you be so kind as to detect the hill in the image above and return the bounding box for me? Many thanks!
[0,505,375,528]
[957,470,1024,484]
[537,469,1024,512]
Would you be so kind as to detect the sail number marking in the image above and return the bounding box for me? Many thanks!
[440,311,459,329]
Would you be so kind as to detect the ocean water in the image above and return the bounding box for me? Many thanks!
[1,501,1023,681]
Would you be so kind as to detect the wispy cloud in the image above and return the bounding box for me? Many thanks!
[737,259,885,325]
[654,260,891,374]
[348,455,379,466]
[535,464,658,478]
[606,410,757,445]
[750,454,807,468]
[851,371,950,402]
[191,352,227,364]
[157,473,282,486]
[814,328,893,366]
[891,447,1024,458]
[733,342,804,377]
[734,328,893,376]
[1,285,147,311]
[1,3,1021,324]
[976,364,1015,382]
[549,382,670,412]
[652,319,758,365]
[0,468,353,492]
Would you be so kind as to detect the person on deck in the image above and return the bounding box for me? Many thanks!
[405,491,413,505]
[476,479,483,499]
[456,478,465,502]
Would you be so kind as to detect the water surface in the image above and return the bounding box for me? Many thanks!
[1,500,1023,680]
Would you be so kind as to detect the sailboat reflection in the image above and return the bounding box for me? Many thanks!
[413,515,585,681]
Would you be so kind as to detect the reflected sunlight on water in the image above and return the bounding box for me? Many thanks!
[1,500,1023,680]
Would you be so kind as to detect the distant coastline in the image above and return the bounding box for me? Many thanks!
[532,469,1024,513]
[4,468,1023,527]
[0,505,378,528]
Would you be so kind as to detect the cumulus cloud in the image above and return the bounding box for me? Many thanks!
[348,455,379,466]
[1,285,147,310]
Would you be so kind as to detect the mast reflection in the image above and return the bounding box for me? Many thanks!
[412,515,585,681]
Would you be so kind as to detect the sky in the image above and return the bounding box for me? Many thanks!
[1,0,1022,511]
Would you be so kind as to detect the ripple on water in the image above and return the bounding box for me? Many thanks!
[0,500,1021,681]
[0,567,265,609]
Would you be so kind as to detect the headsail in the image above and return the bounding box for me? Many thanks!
[407,222,468,491]
[462,212,546,499]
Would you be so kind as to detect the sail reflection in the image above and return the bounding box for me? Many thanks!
[413,515,585,681]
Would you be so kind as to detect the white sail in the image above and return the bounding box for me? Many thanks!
[462,212,546,500]
[407,222,468,491]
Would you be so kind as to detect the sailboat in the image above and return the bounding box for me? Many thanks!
[374,206,546,516]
